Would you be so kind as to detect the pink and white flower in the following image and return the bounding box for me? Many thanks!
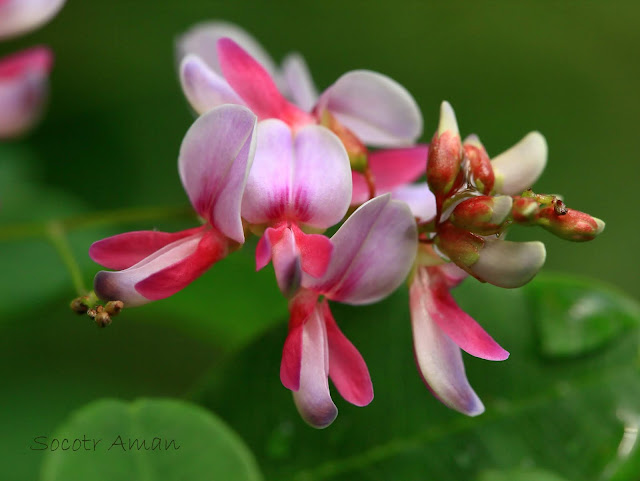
[176,27,427,204]
[0,46,52,139]
[89,105,257,306]
[0,0,66,40]
[242,119,352,296]
[281,194,418,427]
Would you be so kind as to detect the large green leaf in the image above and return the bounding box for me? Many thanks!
[196,274,640,481]
[40,398,263,481]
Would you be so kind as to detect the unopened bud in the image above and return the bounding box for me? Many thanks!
[511,196,539,224]
[450,195,512,235]
[536,206,605,242]
[426,101,463,200]
[94,311,112,328]
[70,297,88,314]
[434,222,484,269]
[105,300,124,316]
[86,308,97,318]
[463,135,495,194]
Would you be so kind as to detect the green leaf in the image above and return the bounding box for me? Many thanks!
[527,274,640,357]
[40,398,263,481]
[196,274,640,481]
[0,300,219,481]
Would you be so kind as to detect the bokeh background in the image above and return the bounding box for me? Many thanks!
[1,2,639,481]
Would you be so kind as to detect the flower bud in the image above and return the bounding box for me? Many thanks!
[426,101,463,200]
[70,297,88,314]
[94,311,112,328]
[511,196,539,224]
[105,300,124,316]
[536,206,605,242]
[463,135,495,194]
[450,195,512,235]
[434,222,484,269]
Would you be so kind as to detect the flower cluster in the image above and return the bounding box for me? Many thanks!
[0,0,66,139]
[86,22,604,428]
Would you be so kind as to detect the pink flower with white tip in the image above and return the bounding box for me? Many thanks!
[281,194,418,428]
[89,105,257,306]
[176,24,427,205]
[0,47,52,139]
[242,119,352,296]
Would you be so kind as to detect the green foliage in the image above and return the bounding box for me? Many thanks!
[196,275,640,481]
[478,467,570,481]
[40,398,263,481]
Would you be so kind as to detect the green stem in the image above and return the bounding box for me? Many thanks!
[46,221,87,296]
[0,204,194,242]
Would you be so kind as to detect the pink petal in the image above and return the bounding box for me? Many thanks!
[323,301,373,407]
[255,225,285,271]
[291,224,333,278]
[89,227,205,270]
[270,226,303,297]
[0,0,66,40]
[217,38,313,128]
[281,52,318,111]
[179,55,245,115]
[417,267,509,361]
[292,301,337,429]
[135,229,228,301]
[352,145,429,205]
[409,272,484,416]
[391,182,437,222]
[241,121,351,229]
[178,104,257,243]
[306,195,417,305]
[280,290,318,391]
[0,47,53,139]
[93,229,225,307]
[176,21,280,84]
[315,70,422,147]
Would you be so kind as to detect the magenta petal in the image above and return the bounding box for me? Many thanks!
[217,38,312,127]
[179,104,257,243]
[94,229,223,307]
[176,21,279,83]
[391,182,437,223]
[409,272,484,416]
[316,70,422,147]
[0,47,52,139]
[352,145,429,205]
[135,230,228,301]
[179,55,245,114]
[323,302,373,407]
[89,227,205,270]
[292,302,337,429]
[307,195,417,305]
[242,121,351,229]
[281,52,318,111]
[420,267,509,361]
[0,0,66,40]
[281,322,303,391]
[292,225,333,278]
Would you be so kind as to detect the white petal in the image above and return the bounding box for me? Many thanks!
[391,182,437,222]
[179,55,245,114]
[0,0,66,40]
[316,70,422,147]
[491,132,548,195]
[470,239,546,288]
[281,52,318,111]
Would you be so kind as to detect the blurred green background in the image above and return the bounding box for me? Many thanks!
[1,2,639,481]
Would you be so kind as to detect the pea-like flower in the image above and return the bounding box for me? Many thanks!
[0,47,52,139]
[282,194,418,428]
[176,23,427,205]
[242,119,352,296]
[89,105,257,306]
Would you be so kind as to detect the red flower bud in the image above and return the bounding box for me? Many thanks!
[463,137,495,195]
[536,206,605,242]
[434,221,484,269]
[426,102,463,202]
[450,195,512,235]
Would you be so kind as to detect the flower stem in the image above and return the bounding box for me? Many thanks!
[46,221,87,296]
